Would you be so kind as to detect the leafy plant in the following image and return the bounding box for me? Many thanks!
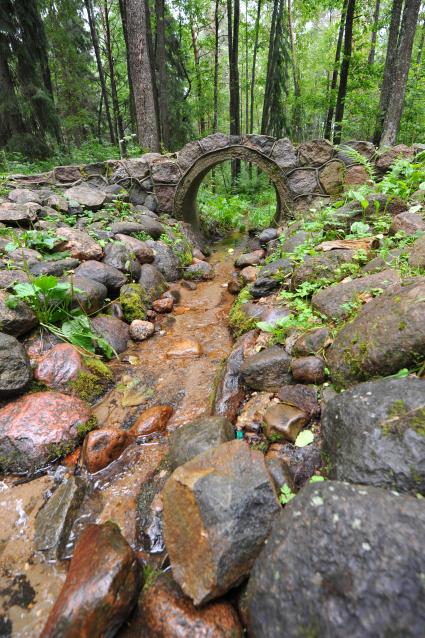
[279,484,296,505]
[295,430,314,447]
[338,145,376,179]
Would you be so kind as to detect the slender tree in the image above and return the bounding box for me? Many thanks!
[368,0,381,64]
[190,18,206,135]
[102,0,126,150]
[85,0,116,144]
[124,0,160,151]
[324,0,348,141]
[373,0,403,144]
[250,0,262,134]
[288,0,302,141]
[213,0,220,132]
[155,0,170,147]
[228,0,241,139]
[333,0,356,144]
[380,0,422,146]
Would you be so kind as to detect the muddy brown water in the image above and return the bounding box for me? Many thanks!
[0,235,243,638]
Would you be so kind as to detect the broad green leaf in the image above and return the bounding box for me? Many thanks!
[295,430,314,447]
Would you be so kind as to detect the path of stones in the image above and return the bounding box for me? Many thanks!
[0,136,424,638]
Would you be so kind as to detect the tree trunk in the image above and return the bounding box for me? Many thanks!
[250,0,262,133]
[261,0,279,135]
[125,0,160,151]
[368,0,381,64]
[415,14,425,67]
[213,0,220,132]
[324,0,348,141]
[190,22,206,135]
[155,0,170,148]
[333,0,356,145]
[373,0,403,144]
[102,0,126,153]
[288,0,302,141]
[84,0,116,144]
[118,0,136,129]
[380,0,422,146]
[228,0,241,183]
[0,47,26,145]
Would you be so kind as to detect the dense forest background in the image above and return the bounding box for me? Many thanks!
[0,0,424,170]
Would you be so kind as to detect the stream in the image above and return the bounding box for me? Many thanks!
[0,233,243,638]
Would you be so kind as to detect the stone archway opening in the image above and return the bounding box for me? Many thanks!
[173,143,293,229]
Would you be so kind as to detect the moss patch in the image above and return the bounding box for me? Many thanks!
[381,405,425,437]
[69,357,113,403]
[76,415,98,438]
[228,289,257,337]
[119,283,149,322]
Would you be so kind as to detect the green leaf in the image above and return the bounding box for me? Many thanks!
[295,430,314,447]
[309,476,325,483]
[279,484,296,505]
[33,275,59,292]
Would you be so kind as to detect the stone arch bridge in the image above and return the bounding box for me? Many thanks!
[11,134,376,226]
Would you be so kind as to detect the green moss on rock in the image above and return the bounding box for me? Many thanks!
[119,283,149,322]
[69,357,113,403]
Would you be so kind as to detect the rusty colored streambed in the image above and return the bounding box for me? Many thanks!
[0,234,243,638]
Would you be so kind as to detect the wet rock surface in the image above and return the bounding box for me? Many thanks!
[0,333,32,397]
[42,522,141,638]
[163,440,280,605]
[126,573,243,638]
[240,345,292,391]
[169,415,234,469]
[0,391,91,472]
[246,482,425,638]
[322,377,425,493]
[34,343,83,387]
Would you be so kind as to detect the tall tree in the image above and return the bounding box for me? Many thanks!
[125,0,160,151]
[333,0,356,144]
[373,0,403,144]
[380,0,422,146]
[213,0,221,132]
[155,0,170,148]
[249,0,262,133]
[85,0,116,144]
[102,0,126,150]
[288,0,302,141]
[228,0,241,138]
[368,0,381,64]
[324,0,348,141]
[261,0,290,137]
[190,16,206,135]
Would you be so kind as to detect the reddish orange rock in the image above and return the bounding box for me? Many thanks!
[152,297,174,313]
[125,573,243,637]
[129,405,173,437]
[0,391,91,473]
[34,343,83,387]
[82,428,130,473]
[41,522,141,638]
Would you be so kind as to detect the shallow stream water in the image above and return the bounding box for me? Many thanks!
[0,234,243,637]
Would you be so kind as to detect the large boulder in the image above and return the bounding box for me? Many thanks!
[133,214,164,239]
[291,250,355,290]
[168,415,234,469]
[298,139,334,166]
[146,240,181,281]
[34,343,83,387]
[0,391,91,473]
[322,377,425,493]
[312,269,400,320]
[65,183,106,209]
[0,290,38,337]
[0,201,40,226]
[91,315,130,354]
[327,278,425,386]
[74,260,126,294]
[0,332,32,397]
[8,187,43,204]
[103,241,141,279]
[42,522,141,638]
[29,258,80,277]
[114,234,155,264]
[139,263,168,301]
[56,227,103,261]
[163,440,279,605]
[69,275,107,314]
[240,345,292,391]
[408,233,425,267]
[246,481,425,638]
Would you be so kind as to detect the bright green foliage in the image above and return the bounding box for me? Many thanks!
[279,484,296,505]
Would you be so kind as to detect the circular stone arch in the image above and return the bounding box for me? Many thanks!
[173,144,292,228]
